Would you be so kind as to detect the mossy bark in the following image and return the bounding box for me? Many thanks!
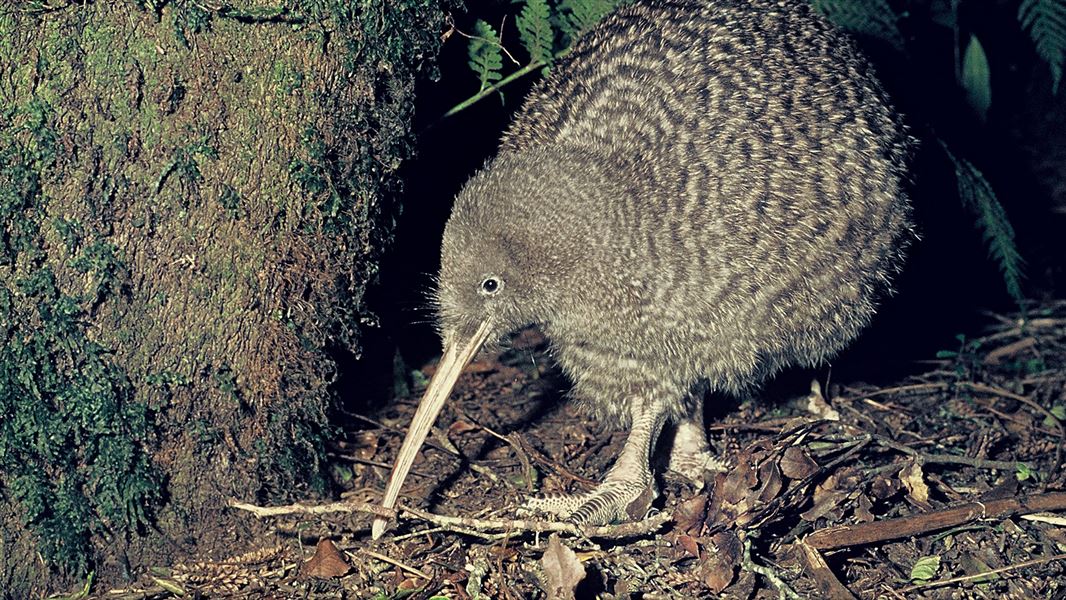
[0,0,446,593]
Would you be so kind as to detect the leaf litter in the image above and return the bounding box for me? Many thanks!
[98,304,1066,598]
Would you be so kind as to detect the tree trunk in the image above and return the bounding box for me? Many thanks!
[0,0,446,594]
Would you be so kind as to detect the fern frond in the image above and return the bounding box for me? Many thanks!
[518,0,554,65]
[942,144,1026,306]
[557,0,620,42]
[810,0,903,50]
[1018,0,1066,92]
[468,20,504,93]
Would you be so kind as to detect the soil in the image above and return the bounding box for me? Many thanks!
[92,304,1066,599]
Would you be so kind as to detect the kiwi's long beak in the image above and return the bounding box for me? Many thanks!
[371,320,493,539]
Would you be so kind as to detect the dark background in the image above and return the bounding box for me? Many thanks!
[341,0,1066,410]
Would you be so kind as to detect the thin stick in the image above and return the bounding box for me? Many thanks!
[853,381,1064,474]
[852,383,945,400]
[805,492,1066,550]
[228,497,672,540]
[742,538,801,600]
[478,423,536,492]
[963,381,1065,474]
[795,542,856,600]
[346,411,455,457]
[453,25,521,66]
[871,434,1027,471]
[330,453,439,480]
[359,548,431,580]
[229,498,393,519]
[399,504,672,539]
[895,553,1066,594]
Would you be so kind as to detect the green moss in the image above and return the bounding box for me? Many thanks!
[70,239,126,305]
[0,268,159,574]
[1,0,452,586]
[219,184,241,217]
[171,1,213,47]
[51,217,83,255]
[272,61,305,96]
[0,109,160,576]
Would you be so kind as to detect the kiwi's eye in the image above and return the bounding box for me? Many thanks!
[479,276,502,296]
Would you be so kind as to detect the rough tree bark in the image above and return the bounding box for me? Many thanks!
[0,1,446,594]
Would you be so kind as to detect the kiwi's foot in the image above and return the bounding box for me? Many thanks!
[521,477,656,525]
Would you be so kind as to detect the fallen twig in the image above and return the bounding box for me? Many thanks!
[870,433,1028,471]
[794,541,856,600]
[399,504,673,539]
[505,429,600,488]
[742,538,800,600]
[854,380,1064,475]
[964,381,1065,475]
[228,497,673,540]
[982,336,1037,364]
[805,492,1066,550]
[895,552,1066,594]
[853,383,944,400]
[229,498,393,518]
[359,548,431,580]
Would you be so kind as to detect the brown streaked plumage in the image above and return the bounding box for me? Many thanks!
[373,0,913,537]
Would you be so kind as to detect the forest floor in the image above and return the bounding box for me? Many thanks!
[96,304,1066,599]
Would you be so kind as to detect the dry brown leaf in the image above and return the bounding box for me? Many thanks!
[538,533,586,600]
[801,473,847,522]
[801,489,849,522]
[625,484,657,520]
[980,477,1018,501]
[398,576,421,591]
[780,446,819,480]
[489,545,520,561]
[854,493,875,523]
[447,419,479,436]
[900,461,931,507]
[700,531,742,593]
[717,462,757,505]
[713,445,789,527]
[676,534,701,559]
[301,539,351,579]
[870,472,901,501]
[756,461,784,503]
[674,494,708,534]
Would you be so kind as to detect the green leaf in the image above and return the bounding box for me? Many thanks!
[558,0,620,42]
[1044,404,1065,428]
[468,20,504,93]
[152,577,187,596]
[1015,462,1035,481]
[518,0,554,65]
[909,555,941,582]
[1019,0,1066,93]
[46,572,94,600]
[962,35,991,121]
[941,143,1026,306]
